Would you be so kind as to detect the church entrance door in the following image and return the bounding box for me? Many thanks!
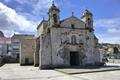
[70,51,79,66]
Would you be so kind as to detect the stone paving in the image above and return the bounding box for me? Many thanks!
[0,63,120,80]
[0,64,65,80]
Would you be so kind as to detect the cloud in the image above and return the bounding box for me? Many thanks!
[3,30,20,37]
[96,33,120,44]
[0,0,54,37]
[32,0,51,15]
[94,18,120,44]
[4,0,51,16]
[0,2,37,36]
[94,18,120,28]
[94,18,120,33]
[107,28,120,33]
[3,0,52,26]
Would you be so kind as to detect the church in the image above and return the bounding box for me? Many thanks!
[34,2,101,69]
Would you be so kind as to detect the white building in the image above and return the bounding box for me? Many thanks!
[0,31,11,57]
[0,31,12,63]
[11,34,21,62]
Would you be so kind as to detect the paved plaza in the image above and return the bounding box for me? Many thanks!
[0,63,120,80]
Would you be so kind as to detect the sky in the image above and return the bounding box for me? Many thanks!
[0,0,120,44]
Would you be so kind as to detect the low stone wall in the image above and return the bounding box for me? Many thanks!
[108,59,120,63]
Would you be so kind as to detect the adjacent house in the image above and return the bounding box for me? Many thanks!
[0,31,12,63]
[11,34,21,62]
[19,35,35,65]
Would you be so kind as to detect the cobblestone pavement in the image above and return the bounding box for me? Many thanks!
[0,64,120,80]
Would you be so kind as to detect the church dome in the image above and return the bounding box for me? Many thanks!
[48,1,60,13]
[0,31,4,37]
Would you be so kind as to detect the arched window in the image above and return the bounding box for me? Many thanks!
[53,14,57,24]
[71,35,77,44]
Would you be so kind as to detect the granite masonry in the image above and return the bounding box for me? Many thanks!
[34,2,101,69]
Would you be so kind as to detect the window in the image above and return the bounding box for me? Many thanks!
[53,14,57,23]
[71,24,75,28]
[87,18,91,27]
[71,35,77,44]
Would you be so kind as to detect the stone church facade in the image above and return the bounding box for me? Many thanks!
[35,2,101,69]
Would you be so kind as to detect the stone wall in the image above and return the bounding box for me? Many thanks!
[39,27,101,69]
[34,38,40,66]
[50,27,87,66]
[108,59,120,63]
[39,33,52,69]
[20,39,35,65]
[39,26,101,69]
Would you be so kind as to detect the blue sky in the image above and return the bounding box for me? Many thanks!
[0,0,120,44]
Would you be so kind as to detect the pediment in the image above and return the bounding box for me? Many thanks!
[60,16,85,28]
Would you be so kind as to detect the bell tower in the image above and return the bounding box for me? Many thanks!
[81,9,93,30]
[48,1,60,27]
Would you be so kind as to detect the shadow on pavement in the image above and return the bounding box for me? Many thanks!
[55,66,120,75]
[55,65,120,69]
